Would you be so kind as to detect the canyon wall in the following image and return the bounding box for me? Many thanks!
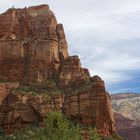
[0,5,68,84]
[0,5,116,137]
[111,93,140,140]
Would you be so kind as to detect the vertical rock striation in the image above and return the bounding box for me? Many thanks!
[0,5,116,137]
[63,76,115,136]
[0,5,68,84]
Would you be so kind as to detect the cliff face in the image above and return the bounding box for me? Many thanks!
[0,5,68,84]
[111,93,140,140]
[115,112,140,140]
[63,76,115,136]
[0,5,116,137]
[0,84,63,133]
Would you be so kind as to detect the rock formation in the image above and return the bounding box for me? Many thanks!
[111,93,140,140]
[115,112,140,140]
[0,5,68,84]
[0,86,63,133]
[0,4,116,138]
[63,76,115,136]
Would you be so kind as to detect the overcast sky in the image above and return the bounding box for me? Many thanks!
[1,0,140,93]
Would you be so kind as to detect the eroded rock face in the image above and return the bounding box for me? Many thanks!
[0,5,116,137]
[63,76,116,136]
[0,77,115,136]
[111,93,140,140]
[0,5,68,84]
[58,55,90,88]
[0,91,63,133]
[114,112,140,140]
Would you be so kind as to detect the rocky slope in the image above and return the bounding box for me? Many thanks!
[111,93,140,140]
[0,5,116,138]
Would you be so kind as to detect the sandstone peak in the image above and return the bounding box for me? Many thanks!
[0,5,69,84]
[0,5,116,138]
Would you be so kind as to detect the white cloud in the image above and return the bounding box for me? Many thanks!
[1,0,140,92]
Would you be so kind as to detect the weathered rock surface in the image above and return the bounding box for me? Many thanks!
[0,86,63,133]
[0,5,68,84]
[58,55,90,88]
[63,76,115,136]
[0,76,116,136]
[0,5,116,138]
[114,112,140,140]
[111,93,140,140]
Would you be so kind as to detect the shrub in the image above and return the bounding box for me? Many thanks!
[0,112,83,140]
[89,127,101,140]
[0,112,124,140]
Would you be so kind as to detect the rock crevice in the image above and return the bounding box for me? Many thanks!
[0,5,116,137]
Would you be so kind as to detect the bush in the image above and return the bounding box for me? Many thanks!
[44,112,83,140]
[0,112,124,140]
[0,112,83,140]
[89,128,101,140]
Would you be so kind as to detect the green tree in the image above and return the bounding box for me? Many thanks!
[89,127,101,140]
[44,111,83,140]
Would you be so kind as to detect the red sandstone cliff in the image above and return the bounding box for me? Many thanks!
[0,5,69,84]
[0,5,116,138]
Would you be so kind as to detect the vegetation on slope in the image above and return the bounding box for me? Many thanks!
[0,112,124,140]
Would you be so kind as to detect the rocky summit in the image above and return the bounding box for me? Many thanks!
[0,4,116,138]
[0,4,69,84]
